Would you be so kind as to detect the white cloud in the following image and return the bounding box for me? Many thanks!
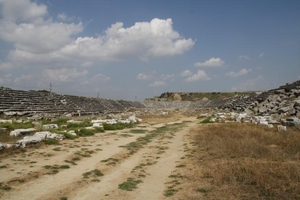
[149,81,166,87]
[238,55,250,60]
[42,68,88,82]
[232,75,265,91]
[0,0,47,23]
[57,13,75,22]
[185,70,210,82]
[180,70,192,77]
[0,0,195,71]
[60,18,195,61]
[81,61,93,67]
[259,52,265,58]
[225,68,252,77]
[160,74,175,80]
[0,62,14,70]
[194,57,224,67]
[137,72,155,80]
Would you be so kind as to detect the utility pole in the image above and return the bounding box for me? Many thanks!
[135,96,137,101]
[97,92,100,99]
[49,82,52,98]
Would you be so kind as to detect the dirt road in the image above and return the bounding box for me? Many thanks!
[0,117,198,200]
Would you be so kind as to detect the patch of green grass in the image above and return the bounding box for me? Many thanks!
[76,129,95,137]
[45,138,59,145]
[0,165,7,169]
[200,117,214,124]
[60,197,68,200]
[59,165,70,169]
[164,188,178,197]
[0,182,11,191]
[196,188,209,193]
[175,164,186,168]
[129,129,147,134]
[67,120,92,129]
[118,178,143,191]
[0,122,33,131]
[52,147,61,151]
[82,169,104,179]
[103,122,135,131]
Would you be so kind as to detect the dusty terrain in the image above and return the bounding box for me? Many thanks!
[0,115,199,200]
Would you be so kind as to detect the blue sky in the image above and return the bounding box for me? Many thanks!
[0,0,299,100]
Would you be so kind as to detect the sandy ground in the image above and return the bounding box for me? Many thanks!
[0,116,198,200]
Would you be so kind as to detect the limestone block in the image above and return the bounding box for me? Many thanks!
[10,128,36,136]
[277,125,287,131]
[0,119,12,123]
[42,124,58,129]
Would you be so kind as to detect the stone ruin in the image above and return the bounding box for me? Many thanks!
[0,80,300,150]
[0,87,145,117]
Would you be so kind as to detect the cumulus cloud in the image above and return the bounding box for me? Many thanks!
[185,70,210,82]
[225,68,252,77]
[238,55,250,60]
[0,0,195,71]
[0,0,47,23]
[60,18,195,61]
[194,57,224,67]
[180,70,192,76]
[149,81,166,87]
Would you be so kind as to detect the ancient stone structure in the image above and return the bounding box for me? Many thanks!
[0,87,145,116]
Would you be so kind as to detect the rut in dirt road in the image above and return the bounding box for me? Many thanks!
[0,118,197,200]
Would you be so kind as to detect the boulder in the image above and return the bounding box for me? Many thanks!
[277,125,287,131]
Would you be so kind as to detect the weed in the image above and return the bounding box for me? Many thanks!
[59,165,70,169]
[164,189,178,197]
[76,129,94,137]
[196,188,209,193]
[52,147,61,151]
[118,178,143,191]
[130,129,147,134]
[44,138,59,145]
[82,169,104,179]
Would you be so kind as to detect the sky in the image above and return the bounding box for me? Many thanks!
[0,0,299,100]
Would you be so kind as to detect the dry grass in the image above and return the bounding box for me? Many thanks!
[178,123,300,200]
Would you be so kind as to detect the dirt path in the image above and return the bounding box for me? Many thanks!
[0,117,198,200]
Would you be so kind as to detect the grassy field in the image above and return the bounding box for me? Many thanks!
[177,123,300,200]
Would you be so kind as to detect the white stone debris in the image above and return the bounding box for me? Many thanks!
[42,124,58,129]
[67,120,83,124]
[16,131,64,148]
[10,128,37,136]
[0,119,12,123]
[277,125,287,131]
[92,123,103,128]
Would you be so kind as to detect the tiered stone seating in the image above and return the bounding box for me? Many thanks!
[0,87,146,115]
